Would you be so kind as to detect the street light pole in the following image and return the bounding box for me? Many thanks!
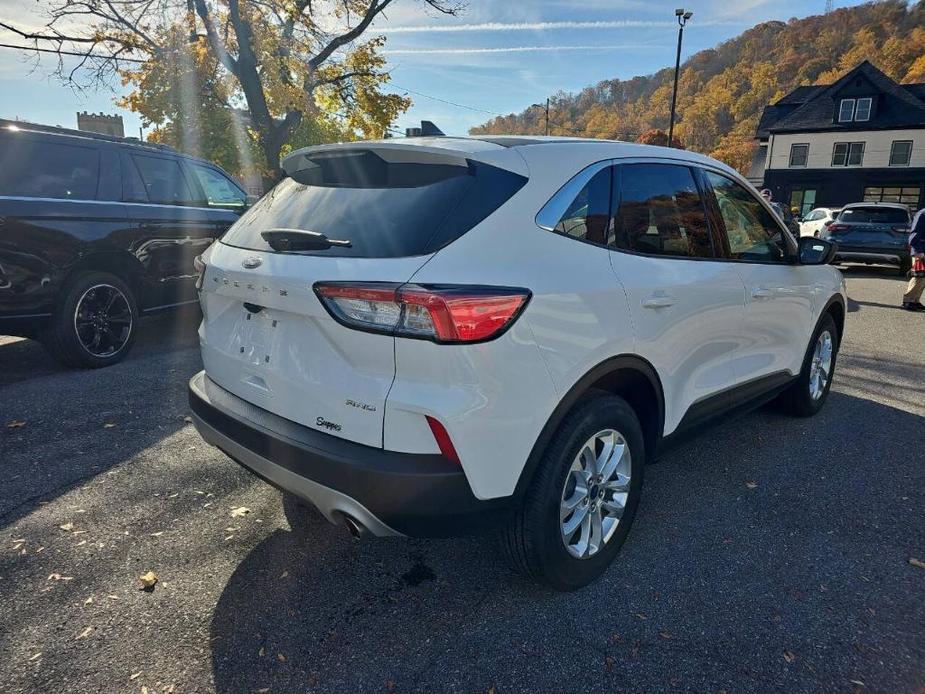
[668,8,692,148]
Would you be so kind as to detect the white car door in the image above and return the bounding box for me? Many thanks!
[702,169,817,385]
[608,162,747,435]
[800,209,822,236]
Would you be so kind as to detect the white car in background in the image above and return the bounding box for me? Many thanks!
[189,136,846,590]
[799,207,841,236]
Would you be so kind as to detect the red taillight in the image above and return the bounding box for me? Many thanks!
[314,282,530,344]
[425,415,460,465]
[826,223,849,233]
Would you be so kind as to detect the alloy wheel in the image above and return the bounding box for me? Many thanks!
[809,329,833,400]
[559,428,632,559]
[73,284,133,357]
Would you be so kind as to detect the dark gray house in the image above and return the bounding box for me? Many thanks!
[749,61,925,215]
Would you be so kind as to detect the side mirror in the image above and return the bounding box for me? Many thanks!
[823,218,834,226]
[798,236,836,265]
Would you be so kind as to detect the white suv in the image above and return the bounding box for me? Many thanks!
[189,137,845,590]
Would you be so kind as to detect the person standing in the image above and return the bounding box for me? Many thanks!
[901,207,925,311]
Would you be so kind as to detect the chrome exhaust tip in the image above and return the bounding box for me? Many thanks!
[342,514,367,539]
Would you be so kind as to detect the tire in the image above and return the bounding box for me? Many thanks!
[776,313,839,417]
[43,271,138,368]
[500,395,645,591]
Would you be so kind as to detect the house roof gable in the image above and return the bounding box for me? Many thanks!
[755,61,925,137]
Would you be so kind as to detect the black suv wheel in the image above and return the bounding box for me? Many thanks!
[43,271,138,368]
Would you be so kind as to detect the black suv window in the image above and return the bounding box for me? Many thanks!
[189,163,246,207]
[613,163,713,259]
[705,171,789,263]
[552,167,612,245]
[131,154,194,205]
[0,136,100,200]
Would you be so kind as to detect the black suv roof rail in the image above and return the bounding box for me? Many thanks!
[0,118,177,153]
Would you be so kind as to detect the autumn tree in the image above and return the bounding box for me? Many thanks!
[636,128,684,149]
[2,0,461,181]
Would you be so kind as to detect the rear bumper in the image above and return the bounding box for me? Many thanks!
[831,244,908,265]
[188,371,510,537]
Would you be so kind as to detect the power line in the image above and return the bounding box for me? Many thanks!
[388,81,502,117]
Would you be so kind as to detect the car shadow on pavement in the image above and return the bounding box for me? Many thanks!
[0,307,203,526]
[209,392,925,694]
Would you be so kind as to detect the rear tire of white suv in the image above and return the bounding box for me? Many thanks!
[501,395,644,591]
[776,313,839,417]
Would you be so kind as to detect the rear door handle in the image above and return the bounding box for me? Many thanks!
[750,287,773,300]
[641,295,675,309]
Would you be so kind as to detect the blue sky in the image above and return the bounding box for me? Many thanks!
[0,0,867,138]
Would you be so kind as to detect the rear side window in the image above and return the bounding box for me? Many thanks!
[705,171,789,263]
[221,151,526,258]
[189,163,246,207]
[552,167,612,245]
[838,206,909,224]
[613,164,714,259]
[0,136,99,200]
[131,155,194,205]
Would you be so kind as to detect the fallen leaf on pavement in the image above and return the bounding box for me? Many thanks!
[6,420,26,428]
[231,507,251,517]
[386,679,396,691]
[745,481,758,489]
[254,689,269,693]
[783,650,796,663]
[659,631,674,640]
[139,571,158,591]
[47,573,74,581]
[29,653,41,661]
[634,612,648,620]
[150,532,164,537]
[76,627,92,639]
[850,680,865,687]
[59,522,74,531]
[280,571,289,579]
[908,557,925,570]
[277,653,286,662]
[84,596,93,605]
[102,423,116,428]
[129,672,141,680]
[258,646,265,657]
[604,655,615,671]
[183,415,193,424]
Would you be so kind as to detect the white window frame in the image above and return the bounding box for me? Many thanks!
[838,98,856,123]
[788,143,809,168]
[889,140,912,167]
[854,97,872,121]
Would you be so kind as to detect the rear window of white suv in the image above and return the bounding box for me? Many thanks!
[221,150,527,258]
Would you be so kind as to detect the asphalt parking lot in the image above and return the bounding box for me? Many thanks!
[1,268,923,694]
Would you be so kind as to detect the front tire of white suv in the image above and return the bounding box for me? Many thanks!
[776,312,840,417]
[501,395,645,591]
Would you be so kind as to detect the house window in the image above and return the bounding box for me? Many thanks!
[838,98,855,122]
[863,185,920,205]
[788,144,809,167]
[854,97,872,121]
[832,142,865,167]
[889,141,912,167]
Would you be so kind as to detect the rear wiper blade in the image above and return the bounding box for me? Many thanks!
[261,228,352,251]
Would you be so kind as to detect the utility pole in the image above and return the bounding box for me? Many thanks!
[668,8,692,148]
[545,98,550,136]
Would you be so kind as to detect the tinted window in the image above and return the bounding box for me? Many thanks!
[789,144,808,167]
[889,141,912,167]
[131,155,193,204]
[613,164,713,259]
[838,206,909,224]
[190,164,246,206]
[706,171,789,262]
[222,153,526,258]
[552,167,612,244]
[0,136,99,200]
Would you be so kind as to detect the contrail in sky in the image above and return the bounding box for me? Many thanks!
[381,19,739,33]
[383,44,656,54]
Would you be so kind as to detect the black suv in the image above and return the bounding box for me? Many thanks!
[0,121,249,367]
